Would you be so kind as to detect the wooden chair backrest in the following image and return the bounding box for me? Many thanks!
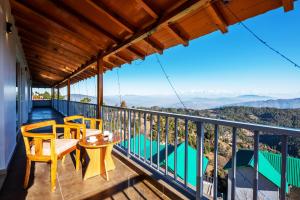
[21,120,56,160]
[83,118,102,130]
[63,115,84,124]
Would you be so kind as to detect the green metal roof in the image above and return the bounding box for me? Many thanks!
[167,143,209,187]
[224,149,289,192]
[120,134,168,163]
[261,151,300,188]
[120,135,209,187]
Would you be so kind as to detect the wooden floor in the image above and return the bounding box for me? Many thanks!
[0,108,169,200]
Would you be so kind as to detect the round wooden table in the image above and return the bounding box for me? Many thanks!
[79,134,120,180]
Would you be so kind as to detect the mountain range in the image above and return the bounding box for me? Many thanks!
[70,94,300,109]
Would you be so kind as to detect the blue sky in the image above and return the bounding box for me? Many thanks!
[68,3,300,98]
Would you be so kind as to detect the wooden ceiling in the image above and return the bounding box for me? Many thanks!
[10,0,294,87]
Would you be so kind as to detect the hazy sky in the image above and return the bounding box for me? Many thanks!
[65,2,300,98]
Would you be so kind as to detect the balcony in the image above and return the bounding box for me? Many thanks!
[0,0,298,200]
[2,100,298,199]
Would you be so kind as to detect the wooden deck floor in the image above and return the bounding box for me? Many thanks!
[0,108,169,200]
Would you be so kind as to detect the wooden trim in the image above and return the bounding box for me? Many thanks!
[206,2,228,34]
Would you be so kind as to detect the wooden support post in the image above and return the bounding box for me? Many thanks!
[67,79,71,116]
[97,57,104,119]
[57,87,60,110]
[51,87,54,108]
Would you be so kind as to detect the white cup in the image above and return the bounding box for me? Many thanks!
[104,130,109,136]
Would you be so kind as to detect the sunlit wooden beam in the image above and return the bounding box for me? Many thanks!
[282,0,294,12]
[144,37,163,54]
[167,24,189,46]
[115,53,131,64]
[85,0,135,34]
[127,46,145,60]
[206,3,228,34]
[134,0,158,19]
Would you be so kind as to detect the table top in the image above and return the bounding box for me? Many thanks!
[79,134,120,148]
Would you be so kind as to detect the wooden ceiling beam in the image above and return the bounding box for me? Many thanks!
[11,1,104,50]
[14,15,95,55]
[28,60,72,76]
[24,50,75,73]
[56,0,212,86]
[206,2,228,34]
[19,0,118,47]
[166,24,189,46]
[18,27,91,59]
[134,0,158,19]
[21,37,89,62]
[84,0,135,34]
[103,61,114,70]
[126,46,145,60]
[29,67,64,80]
[32,75,57,86]
[28,62,70,77]
[53,57,97,87]
[282,0,294,12]
[144,37,163,55]
[25,54,75,74]
[114,53,131,64]
[22,42,84,65]
[104,58,118,67]
[102,0,212,58]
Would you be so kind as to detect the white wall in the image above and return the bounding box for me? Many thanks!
[0,0,31,179]
[227,167,279,200]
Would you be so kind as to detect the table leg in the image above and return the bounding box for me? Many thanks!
[104,144,115,171]
[83,148,105,180]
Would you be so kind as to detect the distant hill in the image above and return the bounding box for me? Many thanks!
[231,98,300,109]
[70,94,275,109]
[170,95,272,109]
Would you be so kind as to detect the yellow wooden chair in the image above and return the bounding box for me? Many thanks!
[21,120,80,192]
[64,115,102,138]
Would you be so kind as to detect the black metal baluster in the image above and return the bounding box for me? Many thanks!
[196,122,204,200]
[174,117,178,180]
[253,130,259,200]
[165,116,169,176]
[231,127,237,200]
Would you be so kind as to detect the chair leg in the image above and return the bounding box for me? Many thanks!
[75,149,80,171]
[50,157,57,192]
[23,158,31,189]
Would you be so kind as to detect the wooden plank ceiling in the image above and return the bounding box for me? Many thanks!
[10,0,294,87]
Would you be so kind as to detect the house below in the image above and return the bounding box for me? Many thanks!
[224,149,300,200]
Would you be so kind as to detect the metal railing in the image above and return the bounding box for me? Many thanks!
[52,100,300,200]
[53,99,98,118]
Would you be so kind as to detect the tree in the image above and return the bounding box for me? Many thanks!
[42,91,51,99]
[80,97,91,103]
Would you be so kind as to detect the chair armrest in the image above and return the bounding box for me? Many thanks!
[22,132,55,139]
